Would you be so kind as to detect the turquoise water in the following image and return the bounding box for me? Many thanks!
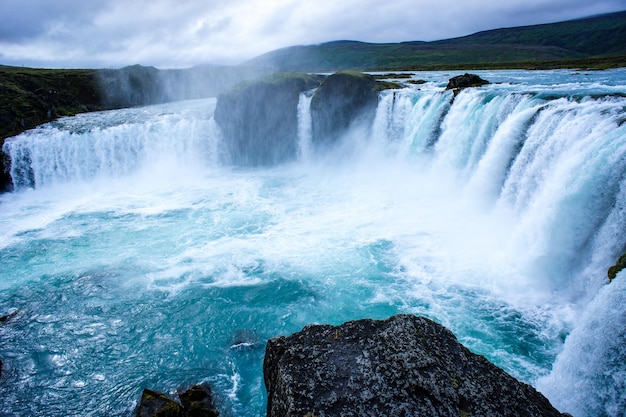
[1,69,626,416]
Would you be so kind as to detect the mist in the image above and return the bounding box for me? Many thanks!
[96,65,274,109]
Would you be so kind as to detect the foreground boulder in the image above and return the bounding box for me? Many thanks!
[264,314,566,417]
[214,73,323,166]
[136,384,219,417]
[310,72,379,146]
[137,389,183,417]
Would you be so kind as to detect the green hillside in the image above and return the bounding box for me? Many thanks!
[246,11,626,71]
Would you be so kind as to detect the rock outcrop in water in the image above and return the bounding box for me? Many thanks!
[136,384,219,417]
[445,73,490,100]
[608,252,626,281]
[214,72,324,166]
[264,314,567,417]
[310,71,379,146]
[446,73,490,92]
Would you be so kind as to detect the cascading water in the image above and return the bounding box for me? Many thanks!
[296,91,314,161]
[1,69,625,417]
[5,99,222,189]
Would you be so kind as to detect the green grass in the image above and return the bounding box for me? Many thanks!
[0,67,103,141]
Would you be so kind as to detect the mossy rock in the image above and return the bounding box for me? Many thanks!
[136,385,220,417]
[136,389,184,417]
[374,80,404,91]
[607,252,626,281]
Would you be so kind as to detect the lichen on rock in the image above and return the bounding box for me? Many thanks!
[136,389,184,417]
[264,314,567,417]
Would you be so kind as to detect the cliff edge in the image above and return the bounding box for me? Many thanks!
[264,314,567,417]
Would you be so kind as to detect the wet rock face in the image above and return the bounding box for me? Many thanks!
[264,314,566,417]
[214,73,323,166]
[310,72,379,147]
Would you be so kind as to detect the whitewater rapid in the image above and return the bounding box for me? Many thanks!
[1,69,625,417]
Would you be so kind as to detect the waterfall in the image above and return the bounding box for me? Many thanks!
[3,99,220,189]
[370,83,626,415]
[536,274,626,416]
[1,70,625,417]
[371,89,453,154]
[297,91,314,161]
[5,78,626,297]
[373,86,626,289]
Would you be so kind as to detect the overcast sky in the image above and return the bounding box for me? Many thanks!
[1,0,625,69]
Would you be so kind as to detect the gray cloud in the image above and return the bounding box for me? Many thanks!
[1,0,624,68]
[0,0,106,41]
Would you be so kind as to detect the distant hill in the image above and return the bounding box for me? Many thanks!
[245,11,626,71]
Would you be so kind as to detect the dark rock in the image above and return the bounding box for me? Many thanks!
[178,383,219,417]
[310,72,379,146]
[0,359,3,378]
[136,389,184,417]
[230,329,260,348]
[0,309,18,323]
[607,252,626,281]
[264,314,566,417]
[446,73,490,91]
[214,73,323,166]
[1,151,12,192]
[136,385,219,417]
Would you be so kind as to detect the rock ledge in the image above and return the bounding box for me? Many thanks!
[264,314,566,417]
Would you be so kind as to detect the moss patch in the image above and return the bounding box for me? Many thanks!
[608,253,626,281]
